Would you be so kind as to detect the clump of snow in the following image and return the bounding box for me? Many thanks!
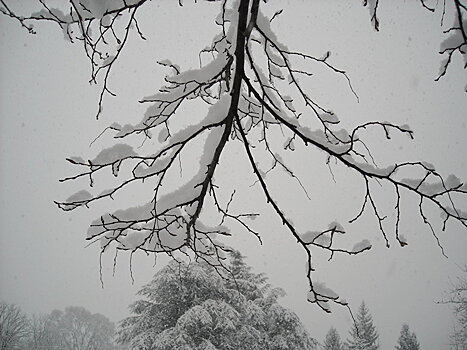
[163,95,229,151]
[158,128,169,143]
[442,207,467,220]
[133,153,174,179]
[398,234,407,246]
[115,124,136,138]
[399,124,412,133]
[242,117,253,132]
[400,174,463,196]
[307,291,316,303]
[118,221,188,251]
[440,21,463,51]
[445,174,461,189]
[87,218,106,239]
[117,229,147,250]
[31,8,72,22]
[103,55,115,66]
[157,59,180,74]
[301,128,350,154]
[215,0,239,28]
[352,239,372,252]
[151,127,225,214]
[170,57,228,85]
[329,221,344,232]
[91,143,136,165]
[269,64,284,80]
[268,49,285,66]
[438,58,449,75]
[319,112,339,124]
[422,183,446,196]
[203,94,231,124]
[347,159,396,177]
[332,128,350,142]
[308,282,341,311]
[137,92,230,151]
[421,161,435,171]
[301,230,321,244]
[400,177,421,189]
[61,190,92,211]
[283,95,295,112]
[301,222,344,246]
[99,188,114,197]
[66,189,92,203]
[318,300,330,312]
[112,202,153,222]
[314,282,339,299]
[256,9,288,51]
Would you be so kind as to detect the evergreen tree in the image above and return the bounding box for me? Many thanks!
[395,324,420,350]
[322,327,343,350]
[117,251,317,350]
[346,302,379,350]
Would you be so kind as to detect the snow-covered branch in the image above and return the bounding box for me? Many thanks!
[3,0,466,312]
[363,0,466,88]
[0,0,150,118]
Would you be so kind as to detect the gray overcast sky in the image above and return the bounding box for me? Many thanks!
[1,1,466,349]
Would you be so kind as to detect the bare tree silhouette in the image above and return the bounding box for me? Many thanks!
[1,0,465,312]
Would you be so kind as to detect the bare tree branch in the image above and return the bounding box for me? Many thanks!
[2,0,466,312]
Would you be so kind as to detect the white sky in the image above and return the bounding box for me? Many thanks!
[1,1,466,349]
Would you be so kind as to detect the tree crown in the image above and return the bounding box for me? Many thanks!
[118,251,317,350]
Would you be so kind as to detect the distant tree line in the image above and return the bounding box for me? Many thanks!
[321,302,420,350]
[2,257,465,350]
[0,302,120,350]
[320,266,466,350]
[442,266,466,350]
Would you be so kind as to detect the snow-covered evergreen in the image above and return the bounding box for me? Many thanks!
[117,251,317,350]
[346,302,379,350]
[322,327,344,350]
[395,324,420,350]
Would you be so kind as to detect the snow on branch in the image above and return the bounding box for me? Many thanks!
[363,0,380,31]
[436,0,467,85]
[363,0,466,88]
[0,0,150,118]
[4,0,466,312]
